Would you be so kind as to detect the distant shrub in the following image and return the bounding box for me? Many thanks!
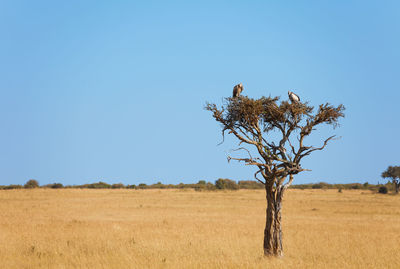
[111,183,125,189]
[320,182,331,189]
[127,184,136,189]
[310,182,331,189]
[338,188,342,193]
[176,183,185,189]
[312,183,323,189]
[24,179,39,189]
[150,182,168,189]
[87,181,111,189]
[384,182,395,192]
[194,182,216,191]
[367,185,378,191]
[238,180,264,189]
[51,183,63,189]
[378,186,388,194]
[334,184,345,190]
[3,184,23,190]
[291,184,312,189]
[215,178,239,190]
[138,183,147,189]
[206,182,216,190]
[350,183,362,189]
[197,180,206,185]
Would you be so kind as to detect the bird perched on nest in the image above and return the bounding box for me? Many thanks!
[232,83,243,98]
[288,91,300,103]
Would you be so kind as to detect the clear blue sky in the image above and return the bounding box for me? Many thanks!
[1,1,399,186]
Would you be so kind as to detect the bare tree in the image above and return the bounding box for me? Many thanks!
[381,166,400,194]
[205,94,344,257]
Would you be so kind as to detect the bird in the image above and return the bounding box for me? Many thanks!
[288,91,300,103]
[232,83,243,98]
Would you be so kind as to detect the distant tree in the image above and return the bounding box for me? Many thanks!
[350,183,362,189]
[138,183,147,189]
[206,94,344,256]
[381,166,400,194]
[215,178,239,190]
[312,183,323,189]
[87,181,111,189]
[51,183,63,189]
[4,184,23,190]
[24,179,39,189]
[151,182,167,189]
[112,183,125,189]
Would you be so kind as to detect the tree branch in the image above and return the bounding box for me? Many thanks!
[227,156,267,167]
[254,169,266,185]
[205,96,344,189]
[298,135,337,161]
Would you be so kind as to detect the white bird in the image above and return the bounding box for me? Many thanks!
[288,91,300,103]
[232,83,244,98]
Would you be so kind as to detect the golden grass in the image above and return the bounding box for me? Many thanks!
[0,189,399,268]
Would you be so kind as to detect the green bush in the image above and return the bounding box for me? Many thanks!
[215,178,239,190]
[51,183,63,189]
[138,183,147,189]
[24,179,39,189]
[310,182,331,189]
[3,184,23,190]
[87,181,111,189]
[312,183,323,189]
[150,182,168,189]
[194,182,216,191]
[112,183,125,189]
[378,186,388,194]
[334,184,345,190]
[350,183,362,189]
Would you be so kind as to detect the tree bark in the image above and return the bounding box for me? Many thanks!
[395,181,399,194]
[263,185,284,257]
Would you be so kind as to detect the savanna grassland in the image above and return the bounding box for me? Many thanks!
[0,189,399,269]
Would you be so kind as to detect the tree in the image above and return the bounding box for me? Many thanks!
[24,179,39,189]
[51,183,63,189]
[111,183,125,189]
[381,166,400,194]
[215,178,239,190]
[206,95,344,256]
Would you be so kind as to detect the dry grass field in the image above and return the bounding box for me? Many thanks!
[0,188,399,269]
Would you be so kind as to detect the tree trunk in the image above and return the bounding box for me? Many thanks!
[263,185,284,257]
[395,181,399,194]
